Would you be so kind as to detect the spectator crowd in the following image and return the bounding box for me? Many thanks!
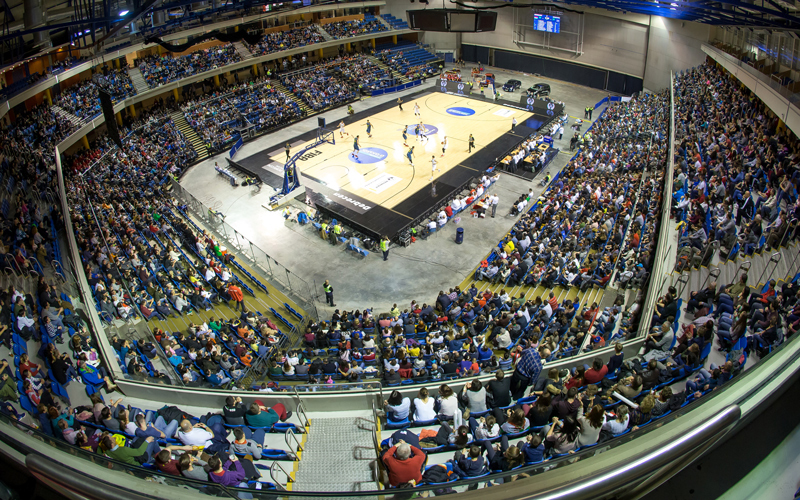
[138,45,242,89]
[55,68,137,121]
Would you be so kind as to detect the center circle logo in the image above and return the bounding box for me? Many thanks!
[350,147,387,164]
[405,124,440,136]
[445,107,475,116]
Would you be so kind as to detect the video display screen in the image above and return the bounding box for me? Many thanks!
[534,14,560,33]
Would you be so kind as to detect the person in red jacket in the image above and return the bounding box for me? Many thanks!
[584,358,609,385]
[228,283,245,312]
[382,443,426,487]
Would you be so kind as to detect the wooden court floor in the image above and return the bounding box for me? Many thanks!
[294,94,533,209]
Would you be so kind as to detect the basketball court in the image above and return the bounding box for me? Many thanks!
[286,93,533,208]
[232,89,551,239]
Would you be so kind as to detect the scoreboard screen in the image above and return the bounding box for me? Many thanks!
[533,14,560,33]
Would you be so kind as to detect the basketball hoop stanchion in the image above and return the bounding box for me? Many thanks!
[270,127,336,206]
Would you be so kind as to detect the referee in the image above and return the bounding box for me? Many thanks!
[468,134,475,153]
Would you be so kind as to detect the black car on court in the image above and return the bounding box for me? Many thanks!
[527,83,551,97]
[502,79,522,92]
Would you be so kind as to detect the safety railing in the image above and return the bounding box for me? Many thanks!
[756,252,782,287]
[169,178,320,322]
[285,427,304,453]
[296,399,311,429]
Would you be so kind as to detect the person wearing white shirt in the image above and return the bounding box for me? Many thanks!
[177,421,214,448]
[220,269,231,282]
[204,268,215,281]
[489,194,499,218]
[542,302,553,320]
[520,234,531,251]
[174,294,189,313]
[601,407,630,435]
[495,328,512,349]
[427,220,437,231]
[437,210,447,227]
[413,388,437,421]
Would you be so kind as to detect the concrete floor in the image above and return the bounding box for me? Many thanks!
[179,63,611,316]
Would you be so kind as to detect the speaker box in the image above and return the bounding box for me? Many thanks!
[318,117,326,128]
[98,89,122,149]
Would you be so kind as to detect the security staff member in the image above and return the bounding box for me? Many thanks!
[323,280,335,306]
[380,236,390,261]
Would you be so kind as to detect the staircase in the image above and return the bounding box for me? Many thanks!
[665,240,800,301]
[368,55,408,84]
[315,24,335,42]
[51,104,85,127]
[170,111,209,161]
[128,67,150,95]
[292,415,378,492]
[376,15,394,31]
[233,41,254,61]
[271,81,311,115]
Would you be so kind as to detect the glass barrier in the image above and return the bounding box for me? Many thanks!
[703,43,800,106]
[169,178,320,323]
[0,375,744,499]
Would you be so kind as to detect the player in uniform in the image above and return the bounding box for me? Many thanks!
[352,135,360,160]
[414,103,420,116]
[365,120,373,138]
[414,123,421,143]
[418,122,428,143]
[402,127,409,146]
[430,156,440,181]
[441,136,448,157]
[406,146,415,166]
[339,120,348,138]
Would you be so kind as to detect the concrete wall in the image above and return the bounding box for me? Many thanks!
[463,9,649,77]
[643,17,710,91]
[380,1,709,87]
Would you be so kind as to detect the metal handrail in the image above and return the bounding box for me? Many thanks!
[270,460,292,491]
[675,273,690,300]
[285,427,303,452]
[296,399,310,429]
[756,252,782,287]
[699,240,719,269]
[778,217,797,249]
[702,267,721,291]
[736,261,752,285]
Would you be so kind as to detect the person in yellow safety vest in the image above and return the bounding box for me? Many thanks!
[323,280,335,306]
[320,221,328,241]
[380,235,390,261]
[330,222,342,245]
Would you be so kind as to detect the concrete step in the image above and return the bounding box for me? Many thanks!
[170,111,209,160]
[315,24,335,42]
[233,41,254,61]
[377,15,394,31]
[368,55,408,84]
[271,82,311,113]
[294,417,376,492]
[51,105,84,126]
[127,67,150,94]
